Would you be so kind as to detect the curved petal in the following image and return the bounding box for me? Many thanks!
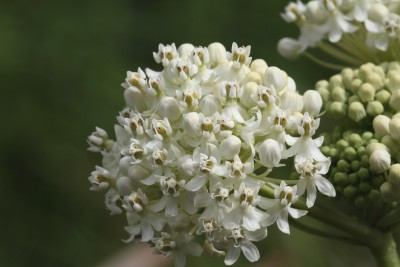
[306,181,317,208]
[224,246,241,266]
[185,175,207,191]
[241,241,260,262]
[277,209,290,234]
[194,192,211,207]
[140,219,154,242]
[182,242,203,256]
[315,176,336,197]
[296,179,307,196]
[288,207,308,219]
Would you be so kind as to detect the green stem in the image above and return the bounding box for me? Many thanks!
[370,232,400,267]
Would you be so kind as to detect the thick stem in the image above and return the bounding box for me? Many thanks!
[370,232,400,267]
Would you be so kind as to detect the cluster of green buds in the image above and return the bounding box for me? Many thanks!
[316,62,400,208]
[319,129,384,208]
[317,62,400,123]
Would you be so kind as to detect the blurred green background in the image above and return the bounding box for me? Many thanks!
[1,0,370,266]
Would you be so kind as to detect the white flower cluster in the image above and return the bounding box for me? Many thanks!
[87,42,335,266]
[278,0,400,64]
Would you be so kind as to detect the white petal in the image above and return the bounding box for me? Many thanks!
[243,211,260,231]
[315,176,336,197]
[296,179,307,196]
[241,241,260,262]
[277,209,290,234]
[174,252,186,267]
[306,181,317,208]
[141,219,154,242]
[246,227,268,241]
[166,198,179,217]
[194,192,211,207]
[148,196,167,213]
[224,246,241,265]
[185,175,207,191]
[147,213,165,231]
[288,207,308,219]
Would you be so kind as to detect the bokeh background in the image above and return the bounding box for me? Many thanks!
[0,0,376,266]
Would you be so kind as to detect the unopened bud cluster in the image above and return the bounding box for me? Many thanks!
[87,42,334,267]
[319,129,384,208]
[317,62,400,122]
[279,0,400,65]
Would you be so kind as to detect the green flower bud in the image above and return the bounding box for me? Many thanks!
[329,74,343,88]
[349,133,363,148]
[381,135,398,154]
[373,115,390,139]
[367,189,380,202]
[366,72,384,89]
[348,173,359,184]
[344,147,357,161]
[332,87,347,102]
[316,80,329,89]
[341,68,354,89]
[329,147,339,158]
[362,132,374,142]
[375,90,391,104]
[317,87,330,103]
[351,160,361,172]
[337,159,350,172]
[387,70,400,92]
[336,139,349,150]
[355,196,366,208]
[389,117,400,141]
[329,101,347,117]
[372,175,385,188]
[290,171,299,180]
[359,63,374,81]
[388,164,400,186]
[388,62,400,72]
[359,182,371,193]
[334,172,348,185]
[351,79,362,94]
[357,146,366,156]
[366,142,389,156]
[366,101,384,116]
[357,167,370,180]
[358,83,375,103]
[380,181,400,202]
[348,95,361,104]
[321,146,331,155]
[361,155,370,167]
[348,102,366,122]
[389,90,400,112]
[343,185,358,199]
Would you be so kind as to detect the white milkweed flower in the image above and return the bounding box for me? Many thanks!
[278,0,400,66]
[295,158,336,207]
[87,42,331,267]
[262,181,308,234]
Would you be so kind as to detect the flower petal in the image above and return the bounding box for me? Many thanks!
[224,246,241,265]
[241,241,260,262]
[315,176,336,197]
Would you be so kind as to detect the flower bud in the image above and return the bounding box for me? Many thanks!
[263,66,288,92]
[329,74,343,89]
[387,71,400,91]
[357,83,375,102]
[368,4,388,23]
[369,149,391,173]
[380,181,400,202]
[366,101,384,116]
[373,115,390,139]
[305,0,326,23]
[178,43,195,59]
[183,112,201,137]
[258,139,281,168]
[281,91,303,112]
[366,142,389,156]
[389,117,400,141]
[157,96,181,121]
[381,135,398,154]
[128,165,149,181]
[351,79,362,94]
[240,82,258,109]
[199,95,221,116]
[116,176,132,196]
[375,90,391,104]
[341,68,354,88]
[329,101,347,117]
[207,42,227,67]
[317,87,330,102]
[388,164,400,186]
[302,90,323,116]
[331,86,347,102]
[244,71,262,84]
[250,59,268,76]
[177,155,196,178]
[277,38,304,59]
[389,90,400,112]
[348,102,366,122]
[220,135,241,160]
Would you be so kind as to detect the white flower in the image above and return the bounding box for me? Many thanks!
[257,139,282,168]
[153,43,178,67]
[295,158,335,207]
[223,227,267,265]
[227,42,252,69]
[262,181,308,234]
